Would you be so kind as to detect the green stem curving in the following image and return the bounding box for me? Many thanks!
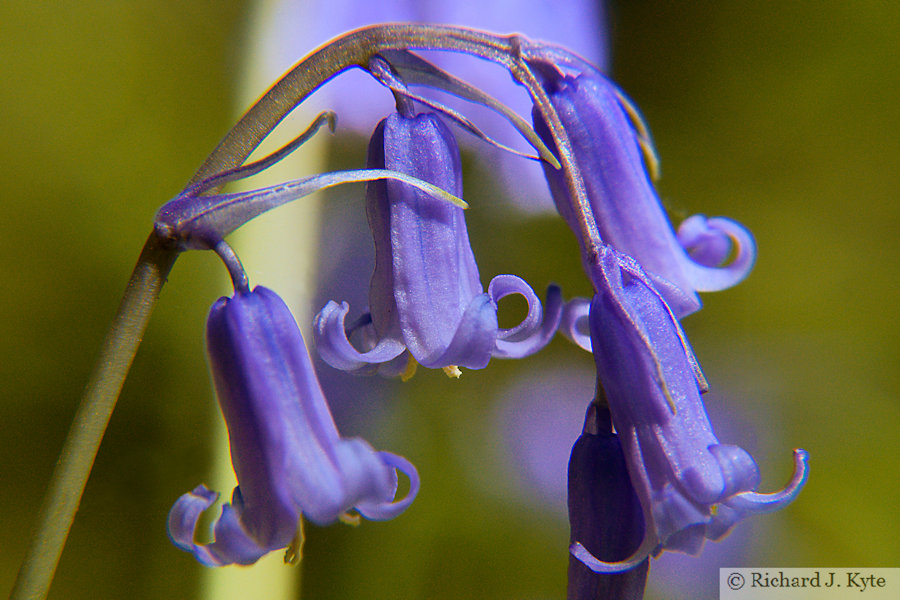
[8,236,178,600]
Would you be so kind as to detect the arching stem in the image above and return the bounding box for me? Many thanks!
[190,24,602,263]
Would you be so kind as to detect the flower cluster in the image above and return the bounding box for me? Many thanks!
[153,22,807,598]
[529,65,807,581]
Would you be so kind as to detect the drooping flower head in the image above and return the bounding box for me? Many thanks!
[534,69,756,317]
[315,110,560,376]
[168,286,418,566]
[570,246,808,572]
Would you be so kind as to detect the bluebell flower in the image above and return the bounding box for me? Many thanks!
[167,286,418,566]
[315,111,560,376]
[534,70,756,317]
[570,246,808,572]
[568,401,649,599]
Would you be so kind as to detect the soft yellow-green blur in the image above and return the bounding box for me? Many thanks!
[1,2,897,599]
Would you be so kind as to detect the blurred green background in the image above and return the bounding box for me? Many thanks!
[1,2,897,599]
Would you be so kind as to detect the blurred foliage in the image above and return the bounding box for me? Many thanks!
[1,2,897,600]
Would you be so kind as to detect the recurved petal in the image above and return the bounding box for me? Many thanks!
[355,451,421,521]
[677,216,756,292]
[559,296,592,352]
[167,485,222,566]
[707,449,809,541]
[489,278,563,359]
[677,214,733,267]
[489,274,542,343]
[313,300,407,372]
[723,448,810,513]
[167,485,277,567]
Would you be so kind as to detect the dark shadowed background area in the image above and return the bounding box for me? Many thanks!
[1,2,897,599]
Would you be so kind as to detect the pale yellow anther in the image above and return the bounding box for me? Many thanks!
[283,519,305,565]
[442,365,462,379]
[400,354,418,382]
[339,512,361,527]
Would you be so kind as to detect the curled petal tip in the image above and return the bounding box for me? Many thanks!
[559,296,592,352]
[489,279,563,359]
[570,538,654,574]
[488,274,542,342]
[356,452,421,521]
[313,300,406,371]
[167,485,272,567]
[679,216,757,292]
[167,485,218,553]
[728,448,809,513]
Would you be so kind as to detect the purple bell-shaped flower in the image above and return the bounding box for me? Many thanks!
[167,286,418,566]
[315,111,560,376]
[535,70,756,317]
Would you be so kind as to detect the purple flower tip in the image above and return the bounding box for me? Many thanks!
[167,286,418,566]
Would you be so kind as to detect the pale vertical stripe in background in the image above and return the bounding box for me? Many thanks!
[202,0,324,597]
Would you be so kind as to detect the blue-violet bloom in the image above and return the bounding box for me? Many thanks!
[568,401,649,599]
[168,286,419,566]
[315,111,561,375]
[570,246,808,572]
[534,70,756,317]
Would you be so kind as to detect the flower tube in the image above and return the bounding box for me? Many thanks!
[168,286,418,566]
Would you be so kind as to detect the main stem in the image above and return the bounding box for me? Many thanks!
[9,236,178,600]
